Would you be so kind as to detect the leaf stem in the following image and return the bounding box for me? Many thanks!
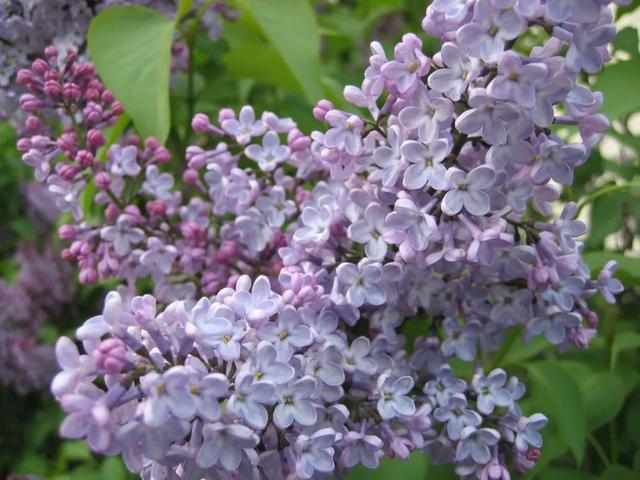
[577,181,640,215]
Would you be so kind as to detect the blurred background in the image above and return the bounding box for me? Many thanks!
[1,0,639,478]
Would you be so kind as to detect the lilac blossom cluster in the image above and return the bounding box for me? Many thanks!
[40,0,628,478]
[0,0,233,120]
[1,243,72,394]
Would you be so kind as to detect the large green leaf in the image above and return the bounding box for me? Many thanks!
[582,251,640,283]
[594,57,640,119]
[88,6,174,143]
[580,372,626,430]
[611,332,640,370]
[526,362,586,464]
[238,0,323,104]
[347,452,428,480]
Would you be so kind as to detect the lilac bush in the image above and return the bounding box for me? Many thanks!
[13,0,629,478]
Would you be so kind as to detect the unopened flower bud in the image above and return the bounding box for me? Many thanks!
[92,338,127,374]
[313,99,334,122]
[94,172,111,189]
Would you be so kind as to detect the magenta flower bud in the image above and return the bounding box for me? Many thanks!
[57,132,77,152]
[59,164,79,181]
[31,58,49,75]
[123,205,144,224]
[105,204,120,222]
[218,108,235,123]
[181,222,207,244]
[183,168,200,185]
[87,129,105,149]
[127,135,141,147]
[94,172,111,189]
[25,116,42,132]
[79,267,98,285]
[61,248,76,260]
[85,88,100,102]
[145,137,160,151]
[101,90,115,104]
[295,186,312,204]
[92,338,127,374]
[312,99,334,122]
[16,69,34,86]
[59,224,77,241]
[20,94,41,113]
[110,101,125,116]
[16,138,31,152]
[75,150,94,168]
[83,102,104,124]
[44,46,58,58]
[154,147,170,164]
[44,80,62,98]
[214,240,240,262]
[480,460,511,480]
[43,69,59,82]
[192,113,212,132]
[70,240,83,256]
[147,199,167,216]
[62,82,81,101]
[288,128,311,151]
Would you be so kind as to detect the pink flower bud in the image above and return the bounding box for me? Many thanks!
[25,116,42,132]
[295,186,312,204]
[147,199,167,216]
[218,108,235,123]
[44,80,62,98]
[57,132,77,152]
[105,203,120,222]
[87,129,105,149]
[75,150,94,168]
[20,94,41,113]
[192,113,212,132]
[62,82,81,101]
[145,137,160,151]
[92,338,127,374]
[83,102,103,124]
[85,88,100,102]
[287,128,311,151]
[58,224,77,241]
[123,205,143,224]
[312,99,334,122]
[79,267,98,285]
[127,135,141,147]
[181,222,207,244]
[61,248,76,260]
[101,90,115,104]
[214,240,239,262]
[182,168,200,185]
[110,101,124,116]
[44,46,58,59]
[31,58,49,75]
[16,69,33,85]
[154,147,170,164]
[59,164,79,181]
[16,138,31,152]
[94,172,111,189]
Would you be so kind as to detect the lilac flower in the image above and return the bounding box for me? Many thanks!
[487,117,534,169]
[191,373,228,422]
[531,76,572,127]
[428,42,480,101]
[434,394,482,440]
[109,145,140,177]
[100,215,145,256]
[334,261,387,307]
[528,309,581,344]
[457,0,525,63]
[227,373,275,429]
[597,261,624,304]
[258,306,312,361]
[472,369,512,414]
[376,375,416,419]
[256,186,296,227]
[195,422,259,470]
[293,205,335,246]
[455,91,519,145]
[514,413,547,452]
[340,431,384,469]
[488,51,547,108]
[227,275,279,324]
[59,383,113,452]
[348,203,390,261]
[566,22,616,74]
[431,0,472,23]
[324,110,364,155]
[381,33,430,93]
[442,166,496,216]
[142,165,174,200]
[187,300,245,359]
[545,0,601,23]
[343,337,377,376]
[51,336,93,397]
[531,140,586,185]
[245,131,291,171]
[141,367,196,426]
[371,125,406,187]
[273,376,318,428]
[401,139,449,191]
[385,197,437,253]
[221,105,267,144]
[244,341,295,384]
[456,427,501,464]
[442,319,480,361]
[398,85,453,142]
[293,428,337,479]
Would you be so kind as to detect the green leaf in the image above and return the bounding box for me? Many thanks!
[611,332,640,369]
[614,27,640,57]
[601,464,636,480]
[586,191,624,248]
[176,0,193,22]
[101,457,128,480]
[526,362,586,464]
[88,6,174,143]
[580,372,626,430]
[346,452,428,479]
[582,251,640,281]
[238,0,323,103]
[541,468,597,480]
[594,57,640,118]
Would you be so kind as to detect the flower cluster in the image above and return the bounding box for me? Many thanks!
[40,0,628,478]
[54,277,546,478]
[1,243,72,394]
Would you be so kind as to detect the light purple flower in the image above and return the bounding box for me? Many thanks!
[340,431,384,469]
[434,394,482,440]
[488,51,547,108]
[195,422,259,470]
[334,260,387,307]
[258,306,312,361]
[348,203,389,261]
[401,139,450,191]
[545,0,601,23]
[227,373,275,429]
[597,261,624,304]
[428,42,480,101]
[531,140,586,185]
[371,125,406,187]
[343,337,377,376]
[455,91,520,145]
[245,131,291,171]
[245,341,295,384]
[385,197,437,253]
[141,367,196,426]
[109,145,140,177]
[472,369,512,414]
[142,165,174,200]
[456,427,500,465]
[381,33,430,93]
[100,215,145,256]
[442,318,480,360]
[442,166,495,216]
[398,84,453,142]
[221,106,267,144]
[324,110,364,156]
[273,376,318,428]
[293,428,336,479]
[376,374,416,419]
[514,413,547,452]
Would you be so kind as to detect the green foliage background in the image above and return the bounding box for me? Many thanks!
[1,0,640,478]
